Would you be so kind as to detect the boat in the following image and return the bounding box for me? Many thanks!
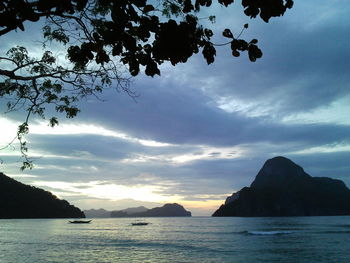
[69,220,92,224]
[131,222,149,226]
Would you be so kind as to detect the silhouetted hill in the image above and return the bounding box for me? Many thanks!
[108,206,148,217]
[0,172,85,218]
[111,203,191,217]
[122,206,148,214]
[84,208,110,218]
[213,157,350,217]
[85,206,149,218]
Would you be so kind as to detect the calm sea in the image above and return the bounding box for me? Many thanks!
[1,216,350,263]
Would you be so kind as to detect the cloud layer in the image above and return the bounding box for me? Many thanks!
[1,1,350,215]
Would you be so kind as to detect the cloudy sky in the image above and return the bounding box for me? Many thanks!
[1,1,350,216]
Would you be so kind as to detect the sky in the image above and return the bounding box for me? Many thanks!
[1,1,350,216]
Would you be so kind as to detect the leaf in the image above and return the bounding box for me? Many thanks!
[96,50,110,64]
[112,43,123,56]
[76,0,88,11]
[143,5,154,13]
[204,29,213,38]
[286,0,294,9]
[49,117,59,127]
[218,0,234,7]
[243,6,259,18]
[232,50,240,57]
[18,123,29,135]
[231,39,248,51]
[20,161,33,171]
[129,59,140,76]
[222,29,233,38]
[133,0,147,7]
[183,0,194,13]
[248,44,263,62]
[208,15,216,23]
[145,61,160,76]
[202,44,216,64]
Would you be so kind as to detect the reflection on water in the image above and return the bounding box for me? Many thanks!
[1,216,350,263]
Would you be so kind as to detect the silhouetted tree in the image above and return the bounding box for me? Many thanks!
[0,172,85,218]
[0,0,293,169]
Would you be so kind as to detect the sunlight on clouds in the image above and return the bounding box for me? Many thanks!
[121,145,245,164]
[32,180,177,203]
[171,146,244,163]
[67,165,99,172]
[36,152,82,160]
[218,94,350,126]
[216,97,274,118]
[136,173,160,182]
[290,144,350,155]
[0,151,21,157]
[8,173,38,178]
[282,96,350,125]
[0,117,23,159]
[29,121,173,147]
[138,139,171,147]
[0,117,20,146]
[30,179,227,215]
[33,164,72,171]
[134,173,178,186]
[121,154,161,163]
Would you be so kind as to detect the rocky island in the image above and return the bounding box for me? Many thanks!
[126,203,191,217]
[0,172,85,218]
[213,156,350,217]
[85,203,191,217]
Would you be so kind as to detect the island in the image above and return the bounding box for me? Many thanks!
[0,172,85,219]
[84,206,149,218]
[213,156,350,217]
[85,203,191,217]
[83,208,112,218]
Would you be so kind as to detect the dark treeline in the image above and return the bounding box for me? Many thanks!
[0,172,84,219]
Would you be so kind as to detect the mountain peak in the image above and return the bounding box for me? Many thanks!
[213,157,350,217]
[250,156,310,189]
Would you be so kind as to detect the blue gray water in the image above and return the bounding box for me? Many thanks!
[1,216,350,263]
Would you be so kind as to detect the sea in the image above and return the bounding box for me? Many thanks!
[1,216,350,263]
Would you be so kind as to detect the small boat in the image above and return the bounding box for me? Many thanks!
[69,220,92,224]
[131,222,149,226]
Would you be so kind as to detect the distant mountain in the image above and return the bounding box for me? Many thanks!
[84,208,110,218]
[213,157,350,217]
[111,203,191,217]
[122,206,148,214]
[0,172,85,219]
[91,206,148,218]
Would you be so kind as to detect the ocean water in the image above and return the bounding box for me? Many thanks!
[1,216,350,263]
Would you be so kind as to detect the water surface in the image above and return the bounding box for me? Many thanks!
[1,216,350,262]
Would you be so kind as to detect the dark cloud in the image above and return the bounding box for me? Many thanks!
[289,151,350,182]
[76,82,350,148]
[28,134,138,160]
[151,3,350,116]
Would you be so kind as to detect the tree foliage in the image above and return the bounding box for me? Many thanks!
[0,0,293,169]
[0,172,85,218]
